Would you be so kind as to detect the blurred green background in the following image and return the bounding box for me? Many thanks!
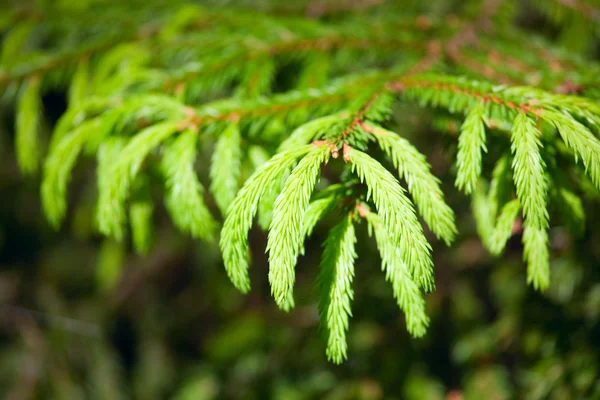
[1,0,600,399]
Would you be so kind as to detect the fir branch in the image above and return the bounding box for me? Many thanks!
[267,144,331,311]
[364,210,429,336]
[42,111,120,227]
[542,110,600,190]
[96,137,126,233]
[510,112,549,229]
[220,145,315,293]
[162,130,217,241]
[4,0,600,367]
[455,103,487,194]
[97,121,181,241]
[523,222,550,291]
[48,98,112,152]
[318,215,357,364]
[363,122,457,244]
[210,122,243,216]
[347,147,434,291]
[167,35,420,88]
[68,58,90,108]
[0,36,139,88]
[390,74,548,120]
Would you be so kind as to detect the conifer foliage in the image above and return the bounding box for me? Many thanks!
[2,0,600,363]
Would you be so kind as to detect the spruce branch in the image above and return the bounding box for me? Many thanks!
[318,214,357,364]
[542,110,600,190]
[347,147,434,291]
[162,130,217,241]
[42,111,120,227]
[362,122,457,244]
[455,103,487,194]
[523,222,551,291]
[68,57,90,109]
[210,122,243,216]
[97,121,181,240]
[364,209,429,337]
[510,112,549,230]
[267,144,332,311]
[220,145,315,293]
[4,0,600,366]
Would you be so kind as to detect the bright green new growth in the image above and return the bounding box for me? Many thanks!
[523,224,550,290]
[97,121,181,241]
[267,144,331,311]
[456,104,487,194]
[42,111,120,227]
[96,137,126,232]
[163,131,217,241]
[367,122,457,245]
[543,110,600,191]
[318,215,357,364]
[510,112,551,287]
[365,211,429,337]
[220,146,314,293]
[69,58,90,109]
[510,112,548,230]
[210,122,242,216]
[348,148,434,292]
[5,0,600,364]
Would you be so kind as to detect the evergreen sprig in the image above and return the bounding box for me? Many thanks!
[318,215,357,364]
[364,209,429,338]
[163,130,217,241]
[220,145,315,293]
[347,147,435,291]
[3,0,600,363]
[267,144,331,310]
[364,122,457,244]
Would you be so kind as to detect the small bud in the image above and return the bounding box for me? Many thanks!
[356,203,369,218]
[342,143,351,162]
